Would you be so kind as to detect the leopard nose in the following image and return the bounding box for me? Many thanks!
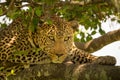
[56,54,63,57]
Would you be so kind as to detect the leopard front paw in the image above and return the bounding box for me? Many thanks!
[92,56,116,65]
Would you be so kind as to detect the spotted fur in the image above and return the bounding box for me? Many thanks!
[0,16,116,77]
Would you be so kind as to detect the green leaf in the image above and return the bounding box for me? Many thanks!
[30,17,39,32]
[117,20,120,23]
[111,17,116,21]
[91,31,96,35]
[32,17,39,26]
[29,17,39,32]
[35,7,42,16]
[11,11,21,19]
[99,28,105,35]
[86,35,92,41]
[81,37,85,42]
[1,23,7,28]
[80,32,85,38]
[11,70,15,75]
[0,8,2,14]
[46,19,53,25]
[74,34,80,42]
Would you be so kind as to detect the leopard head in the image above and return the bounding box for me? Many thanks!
[36,17,78,63]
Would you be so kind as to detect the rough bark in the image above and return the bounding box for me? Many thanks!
[7,63,120,80]
[75,29,120,53]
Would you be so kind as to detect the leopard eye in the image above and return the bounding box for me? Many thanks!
[48,36,55,41]
[64,36,71,41]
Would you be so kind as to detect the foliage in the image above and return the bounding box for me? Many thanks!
[0,0,120,42]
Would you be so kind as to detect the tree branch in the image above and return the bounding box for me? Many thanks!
[75,29,120,53]
[0,0,15,16]
[7,63,120,80]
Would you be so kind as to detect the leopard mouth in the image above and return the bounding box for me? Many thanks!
[49,53,67,63]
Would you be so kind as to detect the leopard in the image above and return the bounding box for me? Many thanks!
[0,16,116,78]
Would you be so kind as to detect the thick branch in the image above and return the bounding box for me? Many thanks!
[8,63,120,80]
[75,29,120,53]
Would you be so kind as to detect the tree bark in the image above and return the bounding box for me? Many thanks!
[8,63,120,80]
[75,29,120,53]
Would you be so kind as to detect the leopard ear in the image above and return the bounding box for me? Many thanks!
[69,20,79,32]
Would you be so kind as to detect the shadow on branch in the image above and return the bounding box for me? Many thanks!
[8,63,120,80]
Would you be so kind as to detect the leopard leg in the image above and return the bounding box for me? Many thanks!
[68,48,116,65]
[92,56,116,65]
[8,49,52,65]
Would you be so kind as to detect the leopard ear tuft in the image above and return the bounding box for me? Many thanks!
[69,20,79,32]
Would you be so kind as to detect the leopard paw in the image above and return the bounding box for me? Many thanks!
[92,56,116,65]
